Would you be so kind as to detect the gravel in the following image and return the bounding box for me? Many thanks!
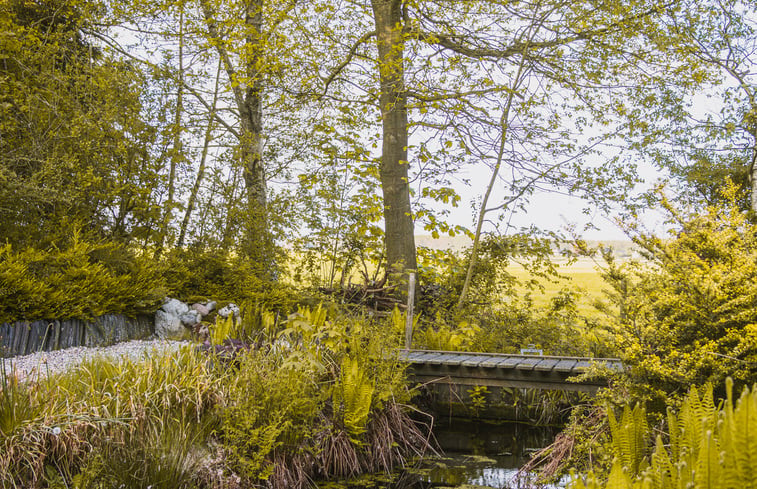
[1,339,191,382]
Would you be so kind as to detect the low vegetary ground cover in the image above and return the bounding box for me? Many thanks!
[0,306,433,489]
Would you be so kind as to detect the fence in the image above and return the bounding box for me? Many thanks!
[0,314,154,357]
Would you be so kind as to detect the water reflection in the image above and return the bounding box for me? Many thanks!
[418,419,562,488]
[320,420,564,489]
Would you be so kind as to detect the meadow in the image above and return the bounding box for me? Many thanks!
[506,258,609,317]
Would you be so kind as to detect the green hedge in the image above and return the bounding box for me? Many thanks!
[0,239,165,323]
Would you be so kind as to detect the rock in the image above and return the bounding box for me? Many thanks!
[161,298,189,317]
[180,310,202,327]
[218,303,240,319]
[191,303,210,316]
[205,301,217,312]
[155,310,187,340]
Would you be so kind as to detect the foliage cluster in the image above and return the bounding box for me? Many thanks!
[0,0,165,249]
[0,306,430,489]
[0,236,165,324]
[411,233,615,358]
[161,246,297,309]
[570,378,757,489]
[597,190,757,403]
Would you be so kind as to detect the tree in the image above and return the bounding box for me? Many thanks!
[623,0,756,211]
[317,0,681,295]
[0,0,165,248]
[371,0,418,283]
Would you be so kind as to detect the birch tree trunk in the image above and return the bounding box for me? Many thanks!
[239,0,271,267]
[201,0,272,272]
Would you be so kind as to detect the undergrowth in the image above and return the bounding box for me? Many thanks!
[0,305,433,489]
[570,378,757,489]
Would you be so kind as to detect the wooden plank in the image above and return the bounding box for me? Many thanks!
[498,356,522,369]
[553,359,578,372]
[573,360,593,372]
[534,358,560,371]
[479,356,507,368]
[409,351,445,363]
[408,373,602,393]
[461,355,498,367]
[514,357,542,371]
[439,354,477,366]
[400,350,427,362]
[425,352,453,365]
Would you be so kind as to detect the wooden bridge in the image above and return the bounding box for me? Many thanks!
[398,349,623,393]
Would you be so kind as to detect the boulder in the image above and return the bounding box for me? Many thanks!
[161,298,189,317]
[191,303,210,316]
[155,310,187,340]
[180,310,202,327]
[206,301,217,312]
[218,303,240,319]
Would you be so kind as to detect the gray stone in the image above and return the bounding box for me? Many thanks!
[191,303,210,316]
[161,298,189,317]
[180,310,202,327]
[155,310,187,340]
[218,303,240,319]
[205,301,217,312]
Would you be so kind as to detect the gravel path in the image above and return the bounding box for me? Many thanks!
[1,339,191,382]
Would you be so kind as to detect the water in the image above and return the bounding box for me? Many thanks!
[416,419,565,488]
[322,420,566,489]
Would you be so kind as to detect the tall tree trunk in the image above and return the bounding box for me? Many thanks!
[240,0,270,268]
[371,0,417,290]
[200,0,272,275]
[156,6,184,258]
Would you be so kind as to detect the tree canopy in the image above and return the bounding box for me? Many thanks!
[1,0,755,297]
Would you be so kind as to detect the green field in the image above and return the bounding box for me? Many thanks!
[506,258,609,316]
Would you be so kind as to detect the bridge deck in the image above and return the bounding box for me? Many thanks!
[399,349,623,393]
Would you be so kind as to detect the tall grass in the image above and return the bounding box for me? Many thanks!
[0,307,433,489]
[0,345,219,487]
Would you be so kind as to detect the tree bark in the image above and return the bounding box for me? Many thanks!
[155,6,184,258]
[239,0,271,268]
[201,0,272,272]
[371,0,417,289]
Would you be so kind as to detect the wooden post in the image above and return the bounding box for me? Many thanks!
[404,272,416,350]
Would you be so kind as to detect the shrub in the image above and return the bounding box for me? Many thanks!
[598,189,757,402]
[0,236,165,323]
[218,305,426,488]
[162,246,299,311]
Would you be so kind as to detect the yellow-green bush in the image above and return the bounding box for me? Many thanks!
[161,246,299,310]
[0,238,165,323]
[598,191,757,401]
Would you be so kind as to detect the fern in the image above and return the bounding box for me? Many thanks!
[211,315,234,345]
[608,403,648,476]
[570,380,757,489]
[334,356,374,442]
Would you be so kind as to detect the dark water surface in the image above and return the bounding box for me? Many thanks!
[320,420,565,489]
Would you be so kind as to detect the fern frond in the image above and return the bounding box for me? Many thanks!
[335,356,374,442]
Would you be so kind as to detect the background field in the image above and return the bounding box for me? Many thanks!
[506,258,609,316]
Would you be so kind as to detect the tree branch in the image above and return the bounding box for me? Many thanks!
[318,30,376,98]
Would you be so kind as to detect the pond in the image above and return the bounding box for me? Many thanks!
[323,419,567,489]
